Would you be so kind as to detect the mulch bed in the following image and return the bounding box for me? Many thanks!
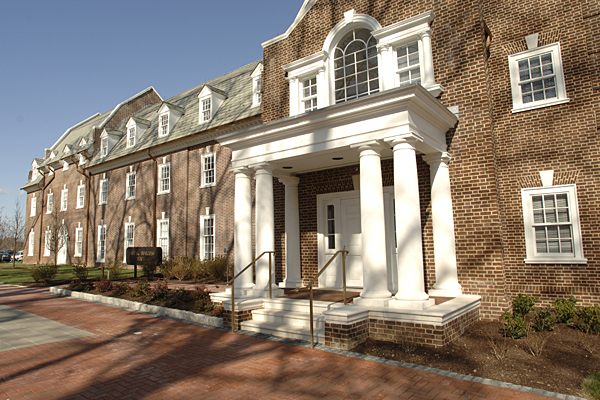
[351,320,599,399]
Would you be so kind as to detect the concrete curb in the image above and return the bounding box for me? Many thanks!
[48,287,223,328]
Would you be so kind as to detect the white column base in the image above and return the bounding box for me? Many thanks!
[428,287,462,297]
[353,297,391,308]
[279,280,303,289]
[388,298,435,310]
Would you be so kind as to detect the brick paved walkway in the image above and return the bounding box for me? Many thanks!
[0,287,555,400]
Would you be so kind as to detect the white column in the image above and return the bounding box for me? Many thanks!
[420,30,434,87]
[350,141,392,307]
[253,163,277,294]
[278,176,303,288]
[233,168,254,292]
[422,152,462,297]
[377,43,394,91]
[387,135,434,310]
[288,77,299,116]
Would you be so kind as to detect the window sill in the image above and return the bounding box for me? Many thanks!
[524,257,587,264]
[76,205,84,209]
[126,197,136,201]
[200,183,216,189]
[511,98,570,113]
[157,191,170,196]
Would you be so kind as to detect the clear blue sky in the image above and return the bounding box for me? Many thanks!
[0,0,303,216]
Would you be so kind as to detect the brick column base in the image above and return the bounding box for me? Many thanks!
[325,319,369,350]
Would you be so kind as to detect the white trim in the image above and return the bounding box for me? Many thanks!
[157,218,169,259]
[46,191,53,214]
[28,230,35,257]
[124,222,135,262]
[200,214,215,259]
[76,185,85,209]
[99,179,108,205]
[60,188,68,211]
[30,194,36,217]
[200,152,216,188]
[97,225,106,262]
[509,42,569,113]
[126,171,136,200]
[158,163,171,194]
[74,227,84,257]
[44,229,51,257]
[521,184,586,264]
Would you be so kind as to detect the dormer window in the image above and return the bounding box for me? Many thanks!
[198,86,227,124]
[127,127,136,148]
[79,138,87,147]
[159,114,169,136]
[201,98,211,122]
[101,137,108,157]
[99,128,125,159]
[251,63,263,107]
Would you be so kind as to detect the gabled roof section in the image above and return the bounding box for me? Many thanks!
[262,0,317,48]
[129,116,151,127]
[89,60,262,170]
[198,85,228,99]
[158,101,185,114]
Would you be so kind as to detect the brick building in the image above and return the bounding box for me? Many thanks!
[22,0,599,347]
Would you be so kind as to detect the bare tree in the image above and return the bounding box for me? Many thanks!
[43,201,68,267]
[0,206,6,250]
[9,198,24,268]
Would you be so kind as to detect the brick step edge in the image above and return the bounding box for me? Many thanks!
[48,287,223,328]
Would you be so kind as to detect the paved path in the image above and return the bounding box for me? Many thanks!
[0,286,556,400]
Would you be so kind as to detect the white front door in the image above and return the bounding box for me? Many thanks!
[340,197,362,287]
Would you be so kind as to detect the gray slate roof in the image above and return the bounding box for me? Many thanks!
[90,60,261,166]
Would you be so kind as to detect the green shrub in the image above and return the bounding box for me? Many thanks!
[132,280,150,297]
[202,256,228,282]
[169,288,192,305]
[511,294,537,316]
[501,310,528,339]
[107,260,122,280]
[148,280,169,302]
[554,296,577,324]
[159,259,176,280]
[67,279,93,292]
[72,264,89,281]
[94,279,113,293]
[30,264,58,283]
[194,285,216,313]
[532,306,555,332]
[113,281,132,296]
[142,262,158,280]
[575,305,600,334]
[583,371,600,400]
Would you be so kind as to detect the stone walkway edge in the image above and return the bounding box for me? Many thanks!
[48,286,587,400]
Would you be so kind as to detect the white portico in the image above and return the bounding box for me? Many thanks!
[219,84,462,308]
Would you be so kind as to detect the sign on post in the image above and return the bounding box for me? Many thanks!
[126,247,163,278]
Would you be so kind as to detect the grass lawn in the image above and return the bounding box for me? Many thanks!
[0,262,136,285]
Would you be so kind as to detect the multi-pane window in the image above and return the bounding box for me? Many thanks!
[31,195,36,217]
[201,215,215,259]
[253,76,262,106]
[44,230,51,256]
[532,193,572,254]
[159,114,169,136]
[126,172,136,199]
[302,77,318,112]
[101,137,108,157]
[124,223,135,256]
[201,98,211,122]
[74,227,83,257]
[518,53,556,104]
[127,127,136,148]
[201,153,215,187]
[396,42,421,86]
[28,230,35,256]
[327,205,335,249]
[158,219,169,259]
[99,179,108,204]
[97,225,106,262]
[159,164,171,193]
[77,185,85,209]
[334,28,379,103]
[61,189,68,211]
[47,192,53,214]
[521,185,585,263]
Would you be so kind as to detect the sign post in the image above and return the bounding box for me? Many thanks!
[126,247,162,278]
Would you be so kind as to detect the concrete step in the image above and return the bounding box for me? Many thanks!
[240,320,325,343]
[264,298,345,313]
[251,309,325,329]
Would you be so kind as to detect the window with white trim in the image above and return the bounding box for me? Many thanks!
[521,185,586,263]
[253,76,262,106]
[333,28,379,103]
[28,230,35,256]
[157,219,169,259]
[61,189,68,211]
[396,41,421,86]
[74,227,83,257]
[99,179,108,204]
[30,195,36,217]
[126,172,136,200]
[97,225,106,262]
[44,229,51,256]
[47,192,53,214]
[159,114,169,137]
[302,77,318,112]
[124,222,134,258]
[200,215,215,259]
[509,43,569,113]
[101,137,108,157]
[77,185,85,209]
[158,163,170,194]
[201,153,215,187]
[201,98,211,122]
[326,204,335,250]
[127,127,136,148]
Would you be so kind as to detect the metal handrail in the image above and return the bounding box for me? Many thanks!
[296,250,349,348]
[228,251,275,333]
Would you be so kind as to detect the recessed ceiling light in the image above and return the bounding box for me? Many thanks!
[332,157,343,160]
[282,166,293,169]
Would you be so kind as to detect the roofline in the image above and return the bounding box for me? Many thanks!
[98,86,162,130]
[50,112,101,150]
[261,0,317,48]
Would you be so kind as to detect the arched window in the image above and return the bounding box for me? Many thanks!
[333,29,379,103]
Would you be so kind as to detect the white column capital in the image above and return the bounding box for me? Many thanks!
[385,133,424,149]
[419,29,432,40]
[350,140,385,155]
[278,176,300,186]
[377,42,392,54]
[230,166,253,177]
[422,152,451,167]
[251,162,274,174]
